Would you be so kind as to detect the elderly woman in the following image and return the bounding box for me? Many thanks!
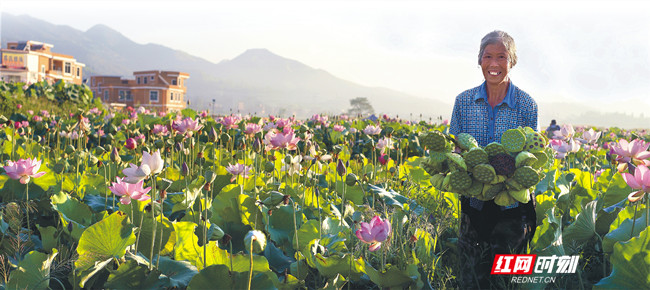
[449,30,538,289]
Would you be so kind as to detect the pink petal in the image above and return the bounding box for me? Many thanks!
[635,151,650,160]
[19,176,30,184]
[622,172,641,189]
[628,191,645,203]
[120,196,132,205]
[32,171,46,179]
[368,242,382,252]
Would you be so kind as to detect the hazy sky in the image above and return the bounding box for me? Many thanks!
[2,0,650,111]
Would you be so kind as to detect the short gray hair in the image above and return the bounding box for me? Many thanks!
[478,30,517,68]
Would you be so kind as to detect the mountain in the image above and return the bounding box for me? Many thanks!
[0,13,451,119]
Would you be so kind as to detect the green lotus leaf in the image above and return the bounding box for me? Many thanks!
[104,260,160,289]
[187,264,276,290]
[594,227,650,289]
[364,262,419,288]
[600,171,631,208]
[314,253,364,280]
[173,221,228,270]
[264,241,293,274]
[36,225,58,253]
[334,181,365,205]
[154,256,198,289]
[75,211,135,272]
[7,249,58,290]
[603,211,647,253]
[562,200,597,248]
[294,219,320,252]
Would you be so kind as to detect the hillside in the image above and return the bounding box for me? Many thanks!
[0,13,450,119]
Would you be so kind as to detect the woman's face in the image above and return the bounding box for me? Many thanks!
[480,42,511,86]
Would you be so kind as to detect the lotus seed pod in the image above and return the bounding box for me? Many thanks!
[446,152,467,172]
[508,188,531,204]
[515,151,538,168]
[430,173,446,189]
[500,129,527,153]
[456,133,479,151]
[489,153,516,177]
[513,166,540,188]
[264,161,275,173]
[345,173,358,186]
[494,191,517,207]
[421,157,445,176]
[481,182,504,200]
[463,147,489,169]
[244,230,267,254]
[524,131,547,153]
[505,178,524,191]
[448,170,472,192]
[531,151,549,169]
[472,164,497,184]
[53,162,65,174]
[463,180,484,197]
[420,130,448,152]
[284,155,293,165]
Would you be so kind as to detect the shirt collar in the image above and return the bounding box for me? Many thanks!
[474,81,515,108]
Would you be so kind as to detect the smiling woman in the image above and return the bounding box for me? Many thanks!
[449,30,539,289]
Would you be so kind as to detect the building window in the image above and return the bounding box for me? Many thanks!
[137,77,141,84]
[150,91,158,102]
[170,92,174,101]
[119,90,132,101]
[172,79,177,85]
[104,90,109,101]
[42,65,46,74]
[65,62,71,74]
[150,76,154,80]
[77,67,80,77]
[143,77,147,84]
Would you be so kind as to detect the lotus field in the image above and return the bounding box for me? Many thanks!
[0,83,649,289]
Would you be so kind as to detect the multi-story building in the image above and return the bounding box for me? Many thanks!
[90,70,189,113]
[0,40,85,85]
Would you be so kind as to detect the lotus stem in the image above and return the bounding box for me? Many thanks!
[291,197,300,280]
[149,174,158,270]
[25,182,30,233]
[135,206,145,251]
[248,239,254,290]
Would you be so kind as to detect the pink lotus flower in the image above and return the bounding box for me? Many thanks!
[244,123,262,136]
[33,116,42,122]
[610,139,650,172]
[200,111,208,118]
[3,158,46,184]
[40,110,50,118]
[577,128,602,145]
[264,128,301,151]
[263,122,277,132]
[553,124,575,140]
[88,107,100,115]
[125,138,137,150]
[355,216,391,251]
[332,125,345,132]
[173,117,203,136]
[152,124,169,136]
[375,137,394,154]
[442,119,449,126]
[122,149,165,184]
[226,163,252,182]
[122,119,131,126]
[108,177,151,205]
[621,165,650,202]
[16,104,22,109]
[221,115,241,130]
[275,118,292,129]
[378,154,389,165]
[363,124,382,135]
[549,139,571,159]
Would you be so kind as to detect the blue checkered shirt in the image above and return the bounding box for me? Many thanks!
[449,81,538,210]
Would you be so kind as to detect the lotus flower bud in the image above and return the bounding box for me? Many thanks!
[264,161,275,173]
[208,126,219,143]
[211,224,225,240]
[0,115,8,124]
[336,159,346,177]
[95,146,106,155]
[110,147,121,163]
[125,138,137,150]
[181,162,189,176]
[244,230,267,254]
[252,137,261,153]
[89,155,99,166]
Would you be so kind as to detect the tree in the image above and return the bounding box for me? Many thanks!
[347,97,374,117]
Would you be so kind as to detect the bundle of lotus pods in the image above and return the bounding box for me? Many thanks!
[420,127,553,207]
